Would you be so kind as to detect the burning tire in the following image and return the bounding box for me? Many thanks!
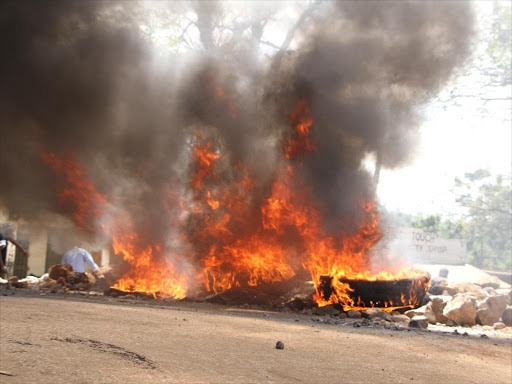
[318,273,431,312]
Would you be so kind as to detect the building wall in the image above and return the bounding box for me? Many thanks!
[21,224,48,276]
[1,208,112,277]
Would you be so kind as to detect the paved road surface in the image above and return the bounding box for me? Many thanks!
[1,296,511,383]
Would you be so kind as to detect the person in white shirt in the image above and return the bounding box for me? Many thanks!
[61,246,99,273]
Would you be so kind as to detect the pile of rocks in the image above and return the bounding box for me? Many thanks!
[308,306,424,329]
[407,275,512,329]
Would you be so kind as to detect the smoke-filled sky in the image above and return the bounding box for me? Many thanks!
[377,1,511,216]
[0,1,475,255]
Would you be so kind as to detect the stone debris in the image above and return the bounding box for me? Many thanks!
[424,296,452,325]
[405,305,427,319]
[483,287,497,296]
[443,293,478,326]
[502,306,512,326]
[48,264,72,281]
[391,314,410,323]
[476,295,508,326]
[408,316,429,329]
[453,283,488,300]
[315,305,339,316]
[275,341,284,350]
[475,276,503,290]
[347,310,362,319]
[493,322,506,330]
[363,308,392,322]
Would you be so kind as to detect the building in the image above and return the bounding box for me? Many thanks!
[1,209,110,278]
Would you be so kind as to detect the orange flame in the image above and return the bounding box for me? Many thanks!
[285,98,316,159]
[41,150,106,231]
[110,222,188,299]
[41,97,427,310]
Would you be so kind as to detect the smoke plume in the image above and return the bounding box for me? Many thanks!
[0,1,474,290]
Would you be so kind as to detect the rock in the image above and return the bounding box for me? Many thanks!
[475,276,503,290]
[338,313,347,319]
[443,285,458,296]
[286,297,305,311]
[483,287,497,296]
[443,293,478,326]
[346,310,362,319]
[123,294,136,299]
[409,316,429,329]
[275,341,284,350]
[405,305,427,319]
[315,305,339,316]
[476,295,508,326]
[493,322,506,330]
[508,290,512,305]
[502,306,512,326]
[67,272,89,285]
[48,264,72,281]
[424,296,451,324]
[391,314,410,323]
[454,283,487,300]
[429,277,448,295]
[438,268,449,278]
[480,334,489,339]
[362,308,392,322]
[7,276,19,283]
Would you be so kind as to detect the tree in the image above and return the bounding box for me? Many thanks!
[436,1,511,118]
[412,214,467,239]
[454,170,511,271]
[412,170,511,271]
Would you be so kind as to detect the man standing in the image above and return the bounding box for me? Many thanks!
[0,229,29,278]
[61,246,99,273]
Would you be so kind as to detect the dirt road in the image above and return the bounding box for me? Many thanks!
[1,295,511,384]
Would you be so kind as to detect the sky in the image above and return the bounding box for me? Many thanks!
[376,1,511,217]
[376,102,511,216]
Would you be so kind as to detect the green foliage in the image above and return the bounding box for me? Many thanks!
[412,169,511,271]
[412,214,466,239]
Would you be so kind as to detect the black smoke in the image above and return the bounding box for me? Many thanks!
[0,1,474,276]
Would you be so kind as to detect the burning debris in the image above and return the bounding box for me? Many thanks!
[0,2,475,311]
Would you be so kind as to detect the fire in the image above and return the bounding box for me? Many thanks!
[285,98,316,159]
[110,226,187,299]
[41,96,428,311]
[42,149,188,299]
[41,150,106,231]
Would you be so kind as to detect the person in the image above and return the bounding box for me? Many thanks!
[0,230,29,278]
[61,246,99,273]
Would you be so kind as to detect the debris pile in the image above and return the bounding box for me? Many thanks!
[1,264,95,293]
[404,276,512,329]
